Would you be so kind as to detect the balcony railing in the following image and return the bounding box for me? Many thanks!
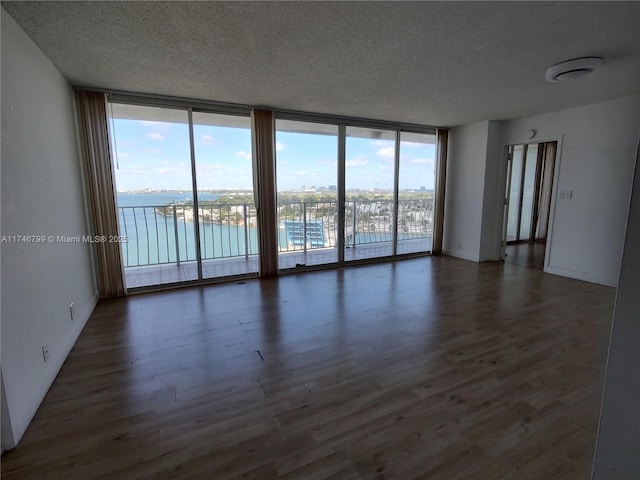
[117,199,433,268]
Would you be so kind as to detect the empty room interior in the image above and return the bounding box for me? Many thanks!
[1,2,640,479]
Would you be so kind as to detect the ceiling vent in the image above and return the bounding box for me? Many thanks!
[545,57,603,82]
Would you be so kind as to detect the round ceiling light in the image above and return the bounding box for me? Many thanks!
[545,57,603,82]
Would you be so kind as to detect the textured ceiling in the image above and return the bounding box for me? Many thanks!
[2,1,640,127]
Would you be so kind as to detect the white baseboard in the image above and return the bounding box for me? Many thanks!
[442,249,480,263]
[544,265,617,287]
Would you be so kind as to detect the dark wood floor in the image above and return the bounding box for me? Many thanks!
[1,257,615,479]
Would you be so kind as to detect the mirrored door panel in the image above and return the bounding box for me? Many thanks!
[506,145,524,242]
[505,142,557,245]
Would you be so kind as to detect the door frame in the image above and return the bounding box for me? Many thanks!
[500,135,564,272]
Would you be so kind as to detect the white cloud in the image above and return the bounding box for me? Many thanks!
[294,170,307,176]
[235,150,252,161]
[121,164,149,173]
[401,141,429,148]
[408,157,434,165]
[316,160,335,166]
[346,159,367,167]
[225,168,252,177]
[377,147,395,158]
[146,133,165,141]
[142,147,162,154]
[139,120,172,133]
[276,142,284,151]
[201,134,214,143]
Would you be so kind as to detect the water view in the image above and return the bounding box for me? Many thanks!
[116,191,433,268]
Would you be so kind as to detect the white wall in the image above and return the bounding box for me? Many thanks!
[443,120,503,262]
[501,95,640,286]
[1,9,98,448]
[443,121,490,261]
[592,129,640,479]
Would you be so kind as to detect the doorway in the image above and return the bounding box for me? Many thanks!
[503,141,557,269]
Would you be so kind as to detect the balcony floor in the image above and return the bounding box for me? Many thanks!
[124,238,432,289]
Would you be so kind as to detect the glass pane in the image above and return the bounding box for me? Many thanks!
[520,144,539,240]
[275,120,338,269]
[192,112,256,278]
[345,126,396,261]
[397,132,436,254]
[110,103,197,288]
[507,145,524,242]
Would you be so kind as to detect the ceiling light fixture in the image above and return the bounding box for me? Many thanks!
[545,57,603,82]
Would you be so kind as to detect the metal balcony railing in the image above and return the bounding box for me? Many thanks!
[117,199,433,268]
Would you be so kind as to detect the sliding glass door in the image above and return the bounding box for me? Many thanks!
[275,120,339,269]
[343,128,436,261]
[110,104,199,287]
[192,112,257,279]
[273,119,437,269]
[110,100,440,286]
[397,132,437,254]
[110,102,256,288]
[344,127,396,261]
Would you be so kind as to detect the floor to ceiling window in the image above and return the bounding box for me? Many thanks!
[344,126,397,261]
[110,104,198,287]
[192,112,256,279]
[275,120,339,269]
[106,94,442,290]
[109,102,256,289]
[273,119,437,269]
[397,132,437,254]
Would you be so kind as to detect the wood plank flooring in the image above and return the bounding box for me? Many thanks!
[1,256,616,479]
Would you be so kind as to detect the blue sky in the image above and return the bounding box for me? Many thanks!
[111,118,435,192]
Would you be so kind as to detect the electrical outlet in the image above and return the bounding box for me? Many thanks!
[69,301,74,321]
[42,344,49,362]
